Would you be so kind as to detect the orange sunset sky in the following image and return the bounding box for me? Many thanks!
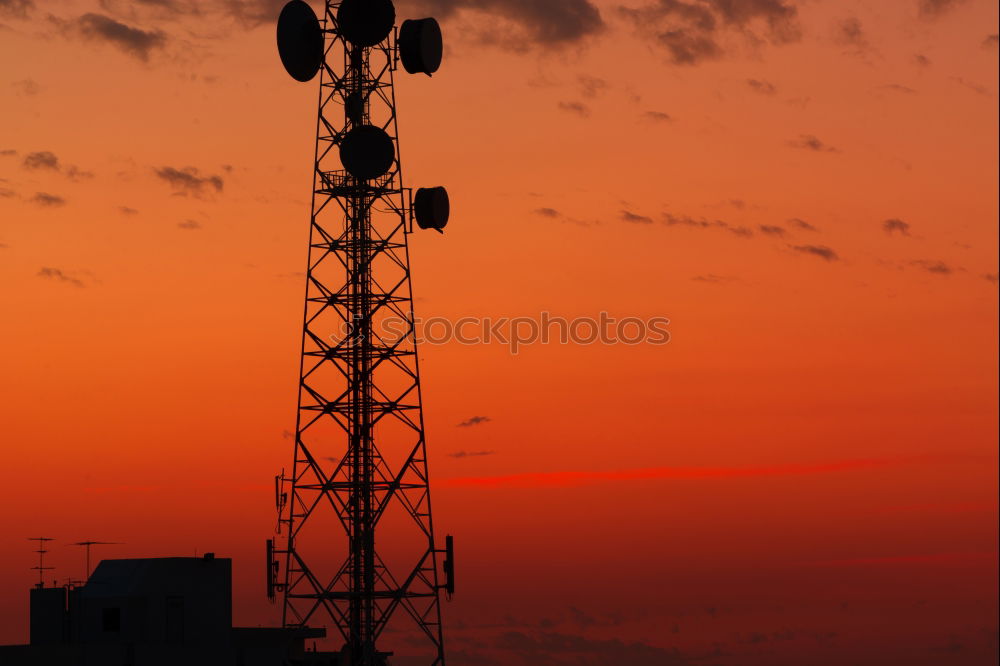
[1,0,998,664]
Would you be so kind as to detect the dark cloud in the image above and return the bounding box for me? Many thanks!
[211,0,285,27]
[399,0,604,47]
[791,244,839,261]
[177,219,202,230]
[458,415,491,427]
[21,150,93,179]
[788,217,818,231]
[910,259,952,275]
[0,187,15,198]
[557,101,590,117]
[119,206,139,215]
[448,450,497,459]
[495,631,690,665]
[534,207,560,218]
[834,16,868,50]
[747,78,777,95]
[759,224,786,236]
[883,218,911,236]
[918,0,968,18]
[619,0,801,66]
[30,192,66,207]
[642,110,673,122]
[984,273,998,284]
[788,134,839,152]
[0,149,16,156]
[37,267,84,287]
[984,34,999,49]
[23,151,59,170]
[621,210,653,224]
[0,0,32,18]
[73,13,167,62]
[155,166,224,197]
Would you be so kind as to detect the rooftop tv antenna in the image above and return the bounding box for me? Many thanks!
[269,2,454,664]
[28,537,54,588]
[70,541,123,578]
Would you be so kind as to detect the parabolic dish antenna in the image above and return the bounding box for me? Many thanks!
[339,125,395,180]
[414,186,449,232]
[399,18,443,76]
[277,0,324,82]
[337,0,395,48]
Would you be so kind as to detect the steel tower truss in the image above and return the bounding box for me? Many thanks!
[273,4,447,664]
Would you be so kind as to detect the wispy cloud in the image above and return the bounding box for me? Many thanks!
[21,150,93,179]
[747,78,777,95]
[0,0,33,19]
[834,16,869,52]
[155,166,224,197]
[30,192,66,207]
[400,0,605,49]
[662,212,753,237]
[883,218,911,236]
[788,218,818,232]
[37,267,85,287]
[910,259,952,275]
[23,151,58,170]
[642,110,673,122]
[457,415,491,428]
[438,456,955,488]
[918,0,969,19]
[788,134,839,153]
[557,101,590,117]
[619,0,800,66]
[621,210,653,224]
[11,78,40,95]
[70,13,167,62]
[791,244,838,261]
[692,274,738,284]
[448,450,497,459]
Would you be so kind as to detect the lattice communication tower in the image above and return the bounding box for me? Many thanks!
[267,1,454,664]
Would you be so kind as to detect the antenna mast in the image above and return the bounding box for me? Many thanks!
[271,2,454,664]
[28,537,54,588]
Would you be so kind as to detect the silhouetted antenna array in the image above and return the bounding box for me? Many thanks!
[270,2,454,664]
[27,537,54,589]
[70,540,123,579]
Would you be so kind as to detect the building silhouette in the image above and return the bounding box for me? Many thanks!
[0,554,336,665]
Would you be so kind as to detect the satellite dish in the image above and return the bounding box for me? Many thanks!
[414,187,449,232]
[399,18,443,76]
[337,0,395,48]
[277,0,324,82]
[339,125,395,180]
